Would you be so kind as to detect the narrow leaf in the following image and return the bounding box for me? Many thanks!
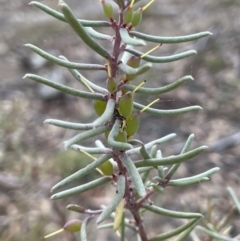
[97,174,126,223]
[85,27,113,41]
[125,48,197,63]
[29,1,111,27]
[227,187,240,213]
[174,222,198,241]
[80,217,91,241]
[167,167,220,187]
[25,44,106,70]
[140,144,151,159]
[134,102,202,116]
[23,74,104,100]
[70,144,112,155]
[196,226,235,241]
[98,223,114,229]
[119,62,152,75]
[51,154,112,191]
[51,176,111,200]
[130,31,212,44]
[135,146,208,167]
[166,134,195,179]
[64,126,111,149]
[108,119,133,150]
[127,134,176,155]
[167,177,209,187]
[120,152,146,197]
[149,218,200,241]
[59,55,108,94]
[59,0,111,59]
[120,28,146,46]
[137,167,153,174]
[44,119,94,130]
[142,203,203,219]
[123,76,193,95]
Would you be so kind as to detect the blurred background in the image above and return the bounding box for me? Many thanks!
[0,0,239,240]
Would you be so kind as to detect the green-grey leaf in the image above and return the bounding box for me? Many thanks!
[44,119,94,130]
[126,134,176,155]
[59,1,111,59]
[167,177,209,187]
[123,76,193,95]
[70,144,112,155]
[64,126,111,149]
[119,62,152,75]
[51,176,111,200]
[85,27,113,41]
[134,102,202,116]
[97,223,114,229]
[227,187,240,213]
[59,55,108,95]
[165,134,195,179]
[174,222,198,241]
[97,174,126,223]
[120,28,146,46]
[29,1,111,27]
[150,145,159,158]
[23,74,104,101]
[140,144,151,159]
[142,203,203,219]
[130,31,212,44]
[149,218,200,241]
[167,167,220,187]
[196,226,235,241]
[25,44,106,70]
[51,154,112,191]
[135,146,208,167]
[125,48,197,63]
[137,167,152,174]
[80,217,92,241]
[108,119,133,150]
[120,152,146,197]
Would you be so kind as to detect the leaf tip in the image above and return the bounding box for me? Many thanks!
[50,194,57,200]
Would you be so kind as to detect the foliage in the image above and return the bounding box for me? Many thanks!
[24,0,238,240]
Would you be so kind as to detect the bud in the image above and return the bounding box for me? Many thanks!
[66,204,85,213]
[118,92,133,118]
[125,111,140,137]
[123,7,133,24]
[131,8,143,27]
[42,219,82,239]
[115,130,128,143]
[99,160,114,175]
[63,219,82,232]
[107,77,117,93]
[126,56,140,68]
[100,0,113,19]
[126,56,141,80]
[94,99,107,116]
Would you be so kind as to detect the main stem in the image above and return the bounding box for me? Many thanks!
[109,6,149,240]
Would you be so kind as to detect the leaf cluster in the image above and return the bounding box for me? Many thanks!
[23,1,238,241]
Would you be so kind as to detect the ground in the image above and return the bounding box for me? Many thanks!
[0,0,239,241]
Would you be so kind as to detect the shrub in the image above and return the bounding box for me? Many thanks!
[23,0,239,240]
